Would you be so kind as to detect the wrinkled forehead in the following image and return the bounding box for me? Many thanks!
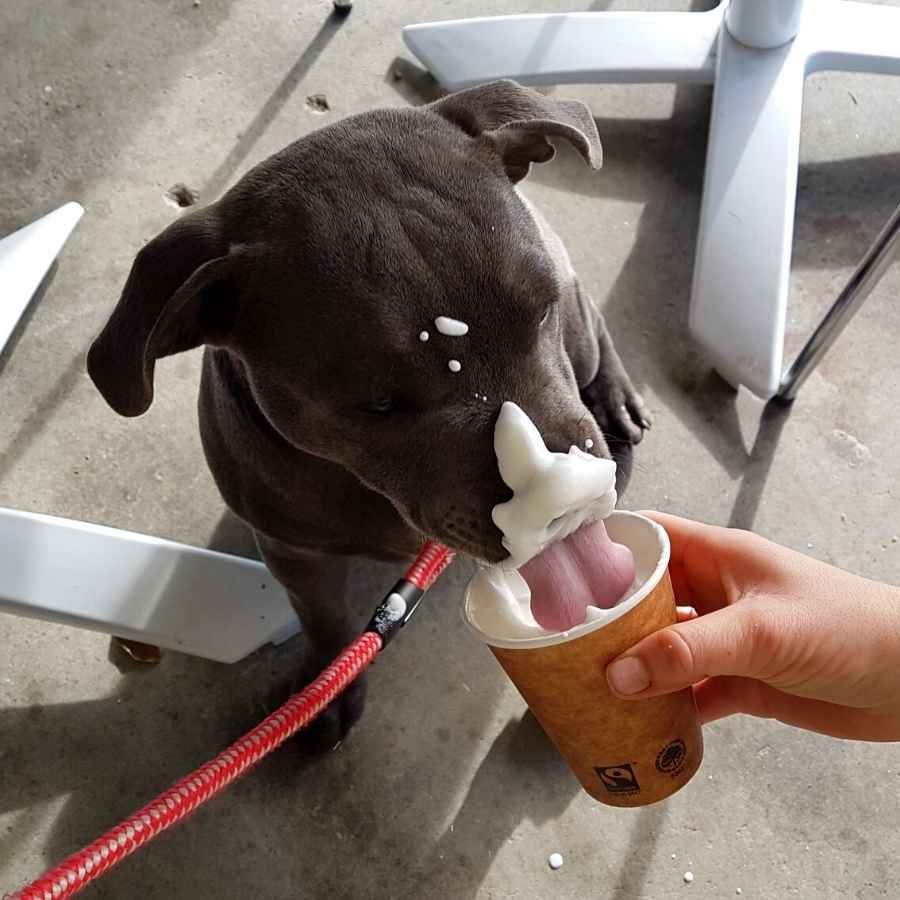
[237,117,562,376]
[239,108,560,302]
[310,172,557,310]
[242,210,560,397]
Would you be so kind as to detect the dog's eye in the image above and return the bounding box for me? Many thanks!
[359,395,417,417]
[362,397,395,415]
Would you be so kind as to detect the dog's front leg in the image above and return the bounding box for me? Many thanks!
[563,281,652,447]
[564,281,651,492]
[255,534,367,751]
[582,319,653,444]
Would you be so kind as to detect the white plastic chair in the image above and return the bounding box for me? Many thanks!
[403,0,900,398]
[0,205,300,662]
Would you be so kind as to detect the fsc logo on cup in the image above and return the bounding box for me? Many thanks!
[595,763,640,794]
[655,738,687,775]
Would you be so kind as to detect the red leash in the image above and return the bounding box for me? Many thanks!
[7,542,454,900]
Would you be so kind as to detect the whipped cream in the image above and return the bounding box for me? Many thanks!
[492,402,617,570]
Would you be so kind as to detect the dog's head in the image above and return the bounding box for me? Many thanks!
[88,81,608,562]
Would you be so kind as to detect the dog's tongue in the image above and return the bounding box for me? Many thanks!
[519,519,635,632]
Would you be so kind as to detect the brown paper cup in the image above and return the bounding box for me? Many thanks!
[465,511,703,807]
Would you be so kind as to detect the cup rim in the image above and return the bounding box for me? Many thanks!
[463,510,671,650]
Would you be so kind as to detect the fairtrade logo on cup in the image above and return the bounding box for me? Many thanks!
[595,764,641,795]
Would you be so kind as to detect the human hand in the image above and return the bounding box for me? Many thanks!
[605,511,900,741]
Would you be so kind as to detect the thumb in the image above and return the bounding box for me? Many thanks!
[606,605,763,698]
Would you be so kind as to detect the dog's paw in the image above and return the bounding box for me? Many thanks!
[259,660,368,756]
[580,375,652,448]
[302,675,368,753]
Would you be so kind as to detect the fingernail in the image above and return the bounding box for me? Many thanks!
[607,657,650,695]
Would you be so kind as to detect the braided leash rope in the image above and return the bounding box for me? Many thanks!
[7,542,454,900]
[8,633,382,900]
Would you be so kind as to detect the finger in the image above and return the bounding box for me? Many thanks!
[693,675,769,723]
[676,605,698,622]
[645,510,771,615]
[637,511,721,569]
[645,511,734,600]
[694,677,900,742]
[668,564,695,607]
[606,605,760,698]
[669,564,726,616]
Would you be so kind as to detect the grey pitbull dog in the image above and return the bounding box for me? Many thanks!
[88,81,649,747]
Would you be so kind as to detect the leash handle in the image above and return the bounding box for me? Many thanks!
[366,542,455,646]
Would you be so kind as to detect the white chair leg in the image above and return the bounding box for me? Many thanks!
[403,9,722,91]
[0,507,300,664]
[809,0,900,75]
[689,24,807,399]
[0,202,84,355]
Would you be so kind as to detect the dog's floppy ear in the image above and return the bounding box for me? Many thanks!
[88,205,243,417]
[430,79,602,183]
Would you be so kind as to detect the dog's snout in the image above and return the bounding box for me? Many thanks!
[512,399,608,460]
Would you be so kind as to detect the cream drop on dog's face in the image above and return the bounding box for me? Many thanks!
[88,82,646,564]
